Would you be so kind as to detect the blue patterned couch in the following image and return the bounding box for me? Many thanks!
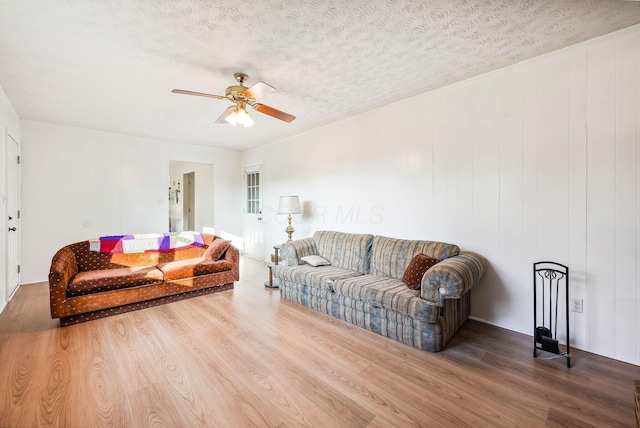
[273,231,486,352]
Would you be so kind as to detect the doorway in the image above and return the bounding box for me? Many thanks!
[168,161,214,233]
[5,130,20,301]
[243,165,263,259]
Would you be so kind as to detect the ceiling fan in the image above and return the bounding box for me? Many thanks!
[172,73,296,128]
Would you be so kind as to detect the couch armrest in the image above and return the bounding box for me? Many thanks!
[223,245,240,282]
[421,251,486,304]
[278,237,318,266]
[49,246,78,318]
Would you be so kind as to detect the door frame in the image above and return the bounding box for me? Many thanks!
[4,128,20,302]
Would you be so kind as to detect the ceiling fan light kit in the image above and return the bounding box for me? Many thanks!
[172,72,295,127]
[226,104,255,128]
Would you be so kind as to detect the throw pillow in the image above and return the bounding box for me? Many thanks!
[301,255,332,267]
[402,253,439,290]
[204,239,231,261]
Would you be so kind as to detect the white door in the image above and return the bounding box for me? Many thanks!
[6,131,20,301]
[243,166,263,259]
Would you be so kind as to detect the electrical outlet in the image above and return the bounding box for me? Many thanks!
[570,297,583,313]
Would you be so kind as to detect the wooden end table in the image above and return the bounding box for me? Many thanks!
[264,245,281,288]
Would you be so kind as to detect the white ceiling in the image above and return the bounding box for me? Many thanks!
[1,1,640,152]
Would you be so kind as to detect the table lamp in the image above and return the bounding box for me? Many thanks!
[277,195,302,241]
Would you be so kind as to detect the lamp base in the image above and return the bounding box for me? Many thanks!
[285,214,295,241]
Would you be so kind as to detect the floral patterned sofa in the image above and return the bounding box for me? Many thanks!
[49,233,238,325]
[274,231,485,352]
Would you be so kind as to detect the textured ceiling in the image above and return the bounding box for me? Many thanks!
[1,1,640,152]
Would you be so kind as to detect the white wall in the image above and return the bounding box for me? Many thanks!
[20,120,242,285]
[243,25,640,365]
[0,84,21,313]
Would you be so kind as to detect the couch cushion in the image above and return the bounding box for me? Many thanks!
[370,236,459,280]
[333,275,441,324]
[402,254,439,290]
[68,266,164,297]
[204,239,232,260]
[158,258,232,281]
[313,231,374,274]
[274,265,363,290]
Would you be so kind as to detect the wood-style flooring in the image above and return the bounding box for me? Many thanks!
[0,256,638,427]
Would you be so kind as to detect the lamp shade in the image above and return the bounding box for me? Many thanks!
[277,196,302,214]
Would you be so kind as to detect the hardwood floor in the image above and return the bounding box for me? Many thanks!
[0,256,638,427]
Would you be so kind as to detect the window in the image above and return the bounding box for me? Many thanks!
[246,171,260,214]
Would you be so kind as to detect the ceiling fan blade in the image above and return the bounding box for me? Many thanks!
[216,106,236,123]
[243,81,276,99]
[252,103,296,123]
[172,89,227,100]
